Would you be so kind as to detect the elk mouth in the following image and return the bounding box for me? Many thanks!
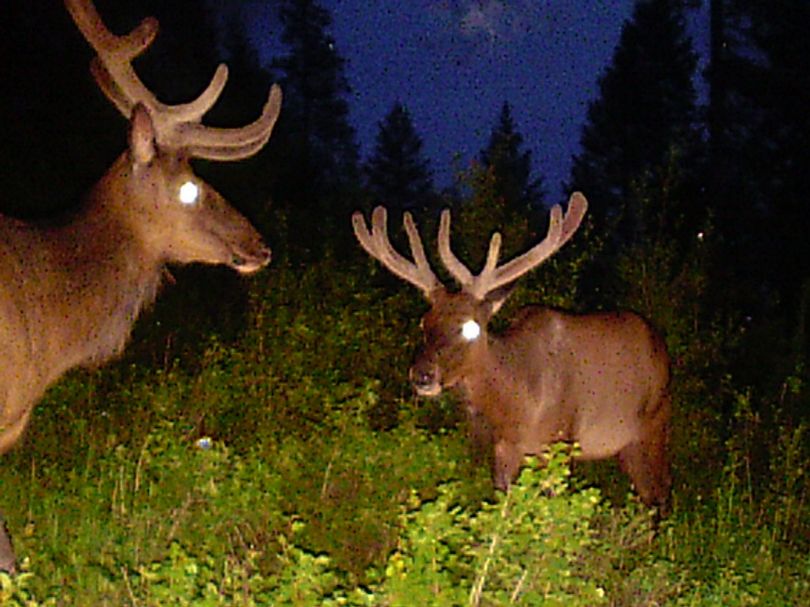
[414,382,443,397]
[230,245,271,274]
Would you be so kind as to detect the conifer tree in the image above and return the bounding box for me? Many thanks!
[714,0,810,341]
[568,0,701,244]
[364,102,434,213]
[271,0,358,194]
[480,102,544,216]
[268,0,360,257]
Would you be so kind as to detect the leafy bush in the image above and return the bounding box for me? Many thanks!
[364,445,607,606]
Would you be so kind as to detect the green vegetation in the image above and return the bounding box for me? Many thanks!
[0,248,807,605]
[2,1,809,604]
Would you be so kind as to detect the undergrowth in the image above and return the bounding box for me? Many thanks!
[0,260,808,605]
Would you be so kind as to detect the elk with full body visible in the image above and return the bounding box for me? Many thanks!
[0,0,283,573]
[352,193,672,514]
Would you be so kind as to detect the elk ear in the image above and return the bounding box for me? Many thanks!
[128,103,157,165]
[485,283,517,316]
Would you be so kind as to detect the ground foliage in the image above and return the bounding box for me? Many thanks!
[1,1,808,603]
[0,226,807,605]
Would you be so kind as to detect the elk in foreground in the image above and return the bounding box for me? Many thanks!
[0,0,282,573]
[352,193,672,513]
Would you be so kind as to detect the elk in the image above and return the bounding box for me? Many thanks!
[0,0,282,572]
[352,193,672,513]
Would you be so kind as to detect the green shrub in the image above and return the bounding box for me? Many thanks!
[365,445,608,606]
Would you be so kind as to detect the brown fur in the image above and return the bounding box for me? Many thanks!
[413,293,672,512]
[0,114,271,574]
[0,0,278,574]
[0,114,270,456]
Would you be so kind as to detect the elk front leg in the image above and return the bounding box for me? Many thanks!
[492,440,522,491]
[465,405,493,468]
[0,516,15,574]
[0,407,33,456]
[0,381,38,456]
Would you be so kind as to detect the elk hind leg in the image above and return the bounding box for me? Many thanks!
[0,517,15,574]
[617,396,671,514]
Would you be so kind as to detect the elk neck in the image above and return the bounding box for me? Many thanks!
[12,154,165,378]
[455,330,522,407]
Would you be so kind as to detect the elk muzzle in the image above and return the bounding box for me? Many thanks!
[229,236,271,274]
[409,356,443,397]
[192,189,272,274]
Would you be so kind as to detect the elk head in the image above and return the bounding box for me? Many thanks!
[65,0,281,272]
[352,193,588,396]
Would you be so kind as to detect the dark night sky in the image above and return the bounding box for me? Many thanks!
[240,0,709,204]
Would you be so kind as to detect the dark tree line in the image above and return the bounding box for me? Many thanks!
[3,0,810,373]
[363,102,434,214]
[568,0,703,245]
[710,1,810,314]
[568,0,810,409]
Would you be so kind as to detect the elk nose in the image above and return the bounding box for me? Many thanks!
[409,365,441,396]
[256,245,272,266]
[411,368,432,386]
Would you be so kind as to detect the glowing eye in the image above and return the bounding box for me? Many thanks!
[178,180,199,205]
[461,319,481,341]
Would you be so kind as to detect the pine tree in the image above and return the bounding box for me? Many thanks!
[568,0,701,244]
[268,0,360,257]
[271,0,358,194]
[715,0,810,337]
[364,102,434,213]
[480,102,545,216]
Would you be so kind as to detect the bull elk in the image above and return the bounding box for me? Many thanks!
[352,193,672,513]
[0,0,282,572]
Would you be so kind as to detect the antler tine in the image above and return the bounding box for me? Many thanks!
[435,193,588,300]
[473,192,588,297]
[66,0,282,160]
[402,212,432,278]
[438,209,474,287]
[66,0,160,114]
[477,204,563,296]
[164,64,230,123]
[557,191,588,248]
[65,0,157,60]
[179,84,283,161]
[481,232,502,277]
[352,207,440,297]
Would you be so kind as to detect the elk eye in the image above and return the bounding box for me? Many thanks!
[461,319,481,341]
[178,180,200,205]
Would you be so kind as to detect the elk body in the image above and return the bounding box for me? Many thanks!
[353,194,672,513]
[0,0,282,572]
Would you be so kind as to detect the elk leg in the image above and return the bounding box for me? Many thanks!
[465,406,493,468]
[0,515,15,574]
[492,440,522,491]
[0,386,35,457]
[617,397,671,513]
[0,408,33,456]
